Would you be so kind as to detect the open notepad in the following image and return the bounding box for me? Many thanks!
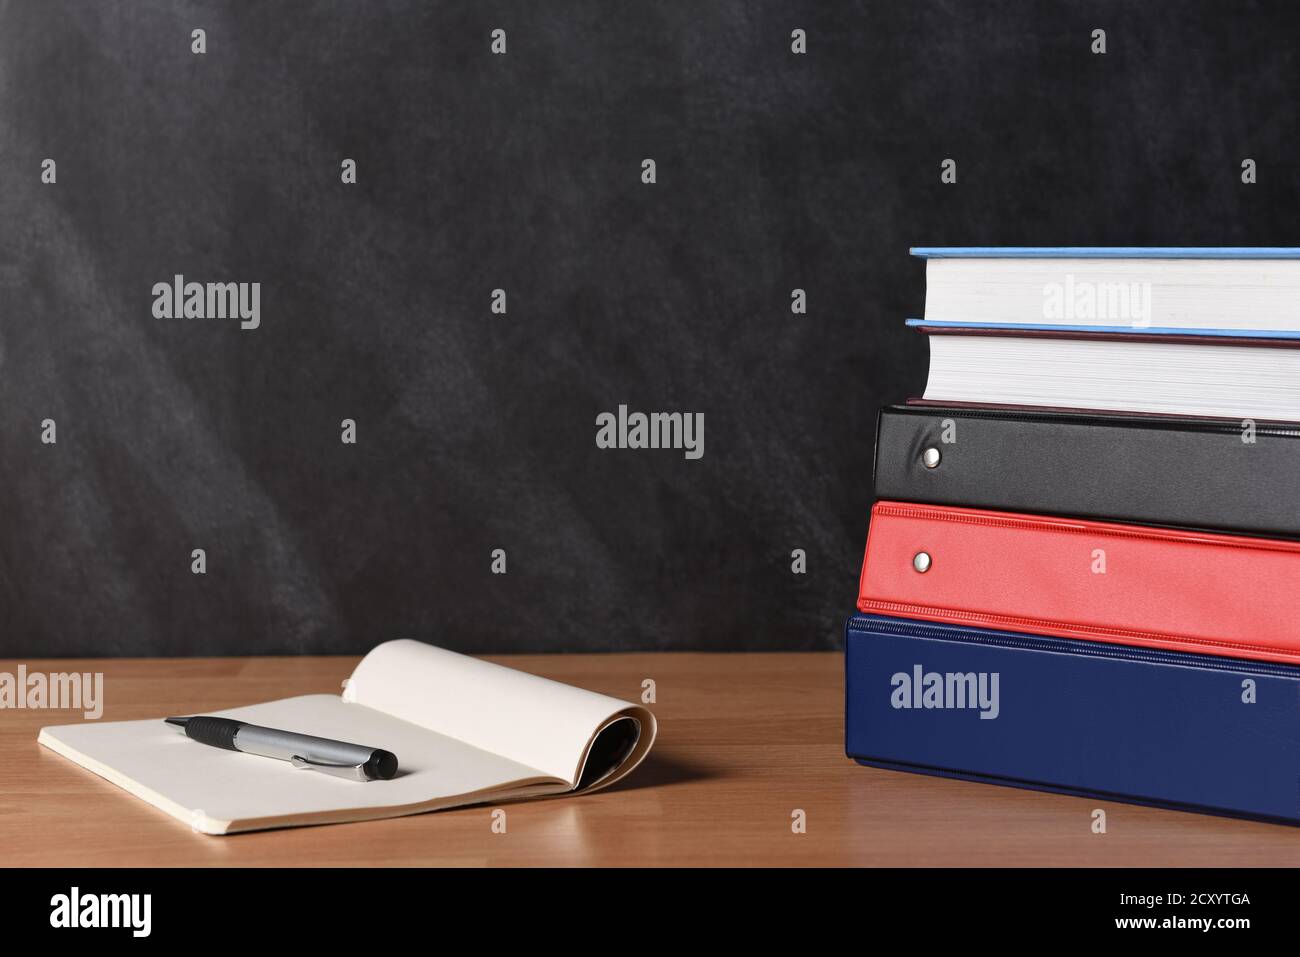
[38,641,657,834]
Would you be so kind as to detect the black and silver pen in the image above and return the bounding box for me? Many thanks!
[165,716,398,782]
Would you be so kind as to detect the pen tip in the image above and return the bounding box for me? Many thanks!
[164,716,190,728]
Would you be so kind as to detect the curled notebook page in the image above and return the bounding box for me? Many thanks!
[345,640,656,791]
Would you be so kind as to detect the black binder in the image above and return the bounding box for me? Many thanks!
[873,404,1300,537]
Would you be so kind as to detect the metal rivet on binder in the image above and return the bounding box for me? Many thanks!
[912,551,932,573]
[922,447,941,468]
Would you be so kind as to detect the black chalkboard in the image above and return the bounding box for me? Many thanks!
[2,1,1296,656]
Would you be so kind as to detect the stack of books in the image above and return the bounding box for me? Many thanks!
[845,247,1300,824]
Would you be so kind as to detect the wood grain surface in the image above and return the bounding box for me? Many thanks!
[3,652,1298,866]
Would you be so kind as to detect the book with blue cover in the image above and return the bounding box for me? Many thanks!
[906,247,1300,419]
[912,246,1300,258]
[911,245,1300,336]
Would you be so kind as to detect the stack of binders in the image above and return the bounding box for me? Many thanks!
[845,247,1300,824]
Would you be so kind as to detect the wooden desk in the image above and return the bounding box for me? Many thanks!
[2,652,1297,866]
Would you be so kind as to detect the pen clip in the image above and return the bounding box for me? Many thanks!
[291,754,370,782]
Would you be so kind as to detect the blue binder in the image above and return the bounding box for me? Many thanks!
[845,614,1300,824]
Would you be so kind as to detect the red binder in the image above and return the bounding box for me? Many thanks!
[857,501,1300,664]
